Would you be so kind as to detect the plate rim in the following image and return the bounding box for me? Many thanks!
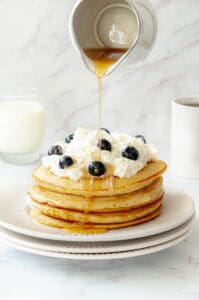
[0,216,195,254]
[0,230,191,260]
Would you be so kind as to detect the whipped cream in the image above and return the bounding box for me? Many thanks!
[42,127,158,181]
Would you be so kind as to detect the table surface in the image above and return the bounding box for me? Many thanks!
[0,159,199,300]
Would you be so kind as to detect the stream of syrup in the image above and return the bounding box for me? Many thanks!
[84,48,128,159]
[63,48,127,234]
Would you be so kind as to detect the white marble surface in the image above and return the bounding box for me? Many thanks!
[0,0,199,299]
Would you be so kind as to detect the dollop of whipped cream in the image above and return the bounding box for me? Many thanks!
[42,127,158,181]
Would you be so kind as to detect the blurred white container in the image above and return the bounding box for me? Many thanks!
[0,96,45,164]
[69,0,157,76]
[171,96,199,179]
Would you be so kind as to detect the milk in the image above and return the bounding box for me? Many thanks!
[0,100,44,163]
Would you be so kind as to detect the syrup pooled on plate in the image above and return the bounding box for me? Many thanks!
[63,226,107,234]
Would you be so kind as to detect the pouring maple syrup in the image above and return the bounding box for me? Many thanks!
[83,48,128,78]
[61,49,128,234]
[83,48,128,156]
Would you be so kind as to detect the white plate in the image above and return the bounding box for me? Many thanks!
[0,179,195,242]
[0,216,194,254]
[0,231,191,260]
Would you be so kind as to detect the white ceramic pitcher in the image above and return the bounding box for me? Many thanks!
[69,0,157,76]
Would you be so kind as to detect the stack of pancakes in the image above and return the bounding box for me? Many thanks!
[28,160,167,234]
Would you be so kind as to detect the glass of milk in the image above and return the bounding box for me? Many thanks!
[0,96,45,164]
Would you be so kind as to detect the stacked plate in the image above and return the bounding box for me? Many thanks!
[0,179,195,260]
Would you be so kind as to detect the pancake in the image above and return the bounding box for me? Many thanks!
[28,177,163,212]
[33,160,167,196]
[29,206,162,233]
[28,126,167,234]
[30,197,162,224]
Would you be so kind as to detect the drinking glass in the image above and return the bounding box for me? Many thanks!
[0,94,45,164]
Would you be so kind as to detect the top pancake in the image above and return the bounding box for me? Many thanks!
[33,160,167,196]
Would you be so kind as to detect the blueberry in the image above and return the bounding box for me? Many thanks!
[97,139,112,152]
[101,128,110,134]
[135,135,146,144]
[59,156,74,169]
[48,145,63,156]
[122,146,139,161]
[88,161,106,177]
[65,134,74,144]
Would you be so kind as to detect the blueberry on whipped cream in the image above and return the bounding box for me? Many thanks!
[97,139,112,152]
[122,146,139,161]
[48,145,63,156]
[135,135,146,144]
[59,156,74,169]
[42,127,158,181]
[88,161,106,177]
[65,134,74,144]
